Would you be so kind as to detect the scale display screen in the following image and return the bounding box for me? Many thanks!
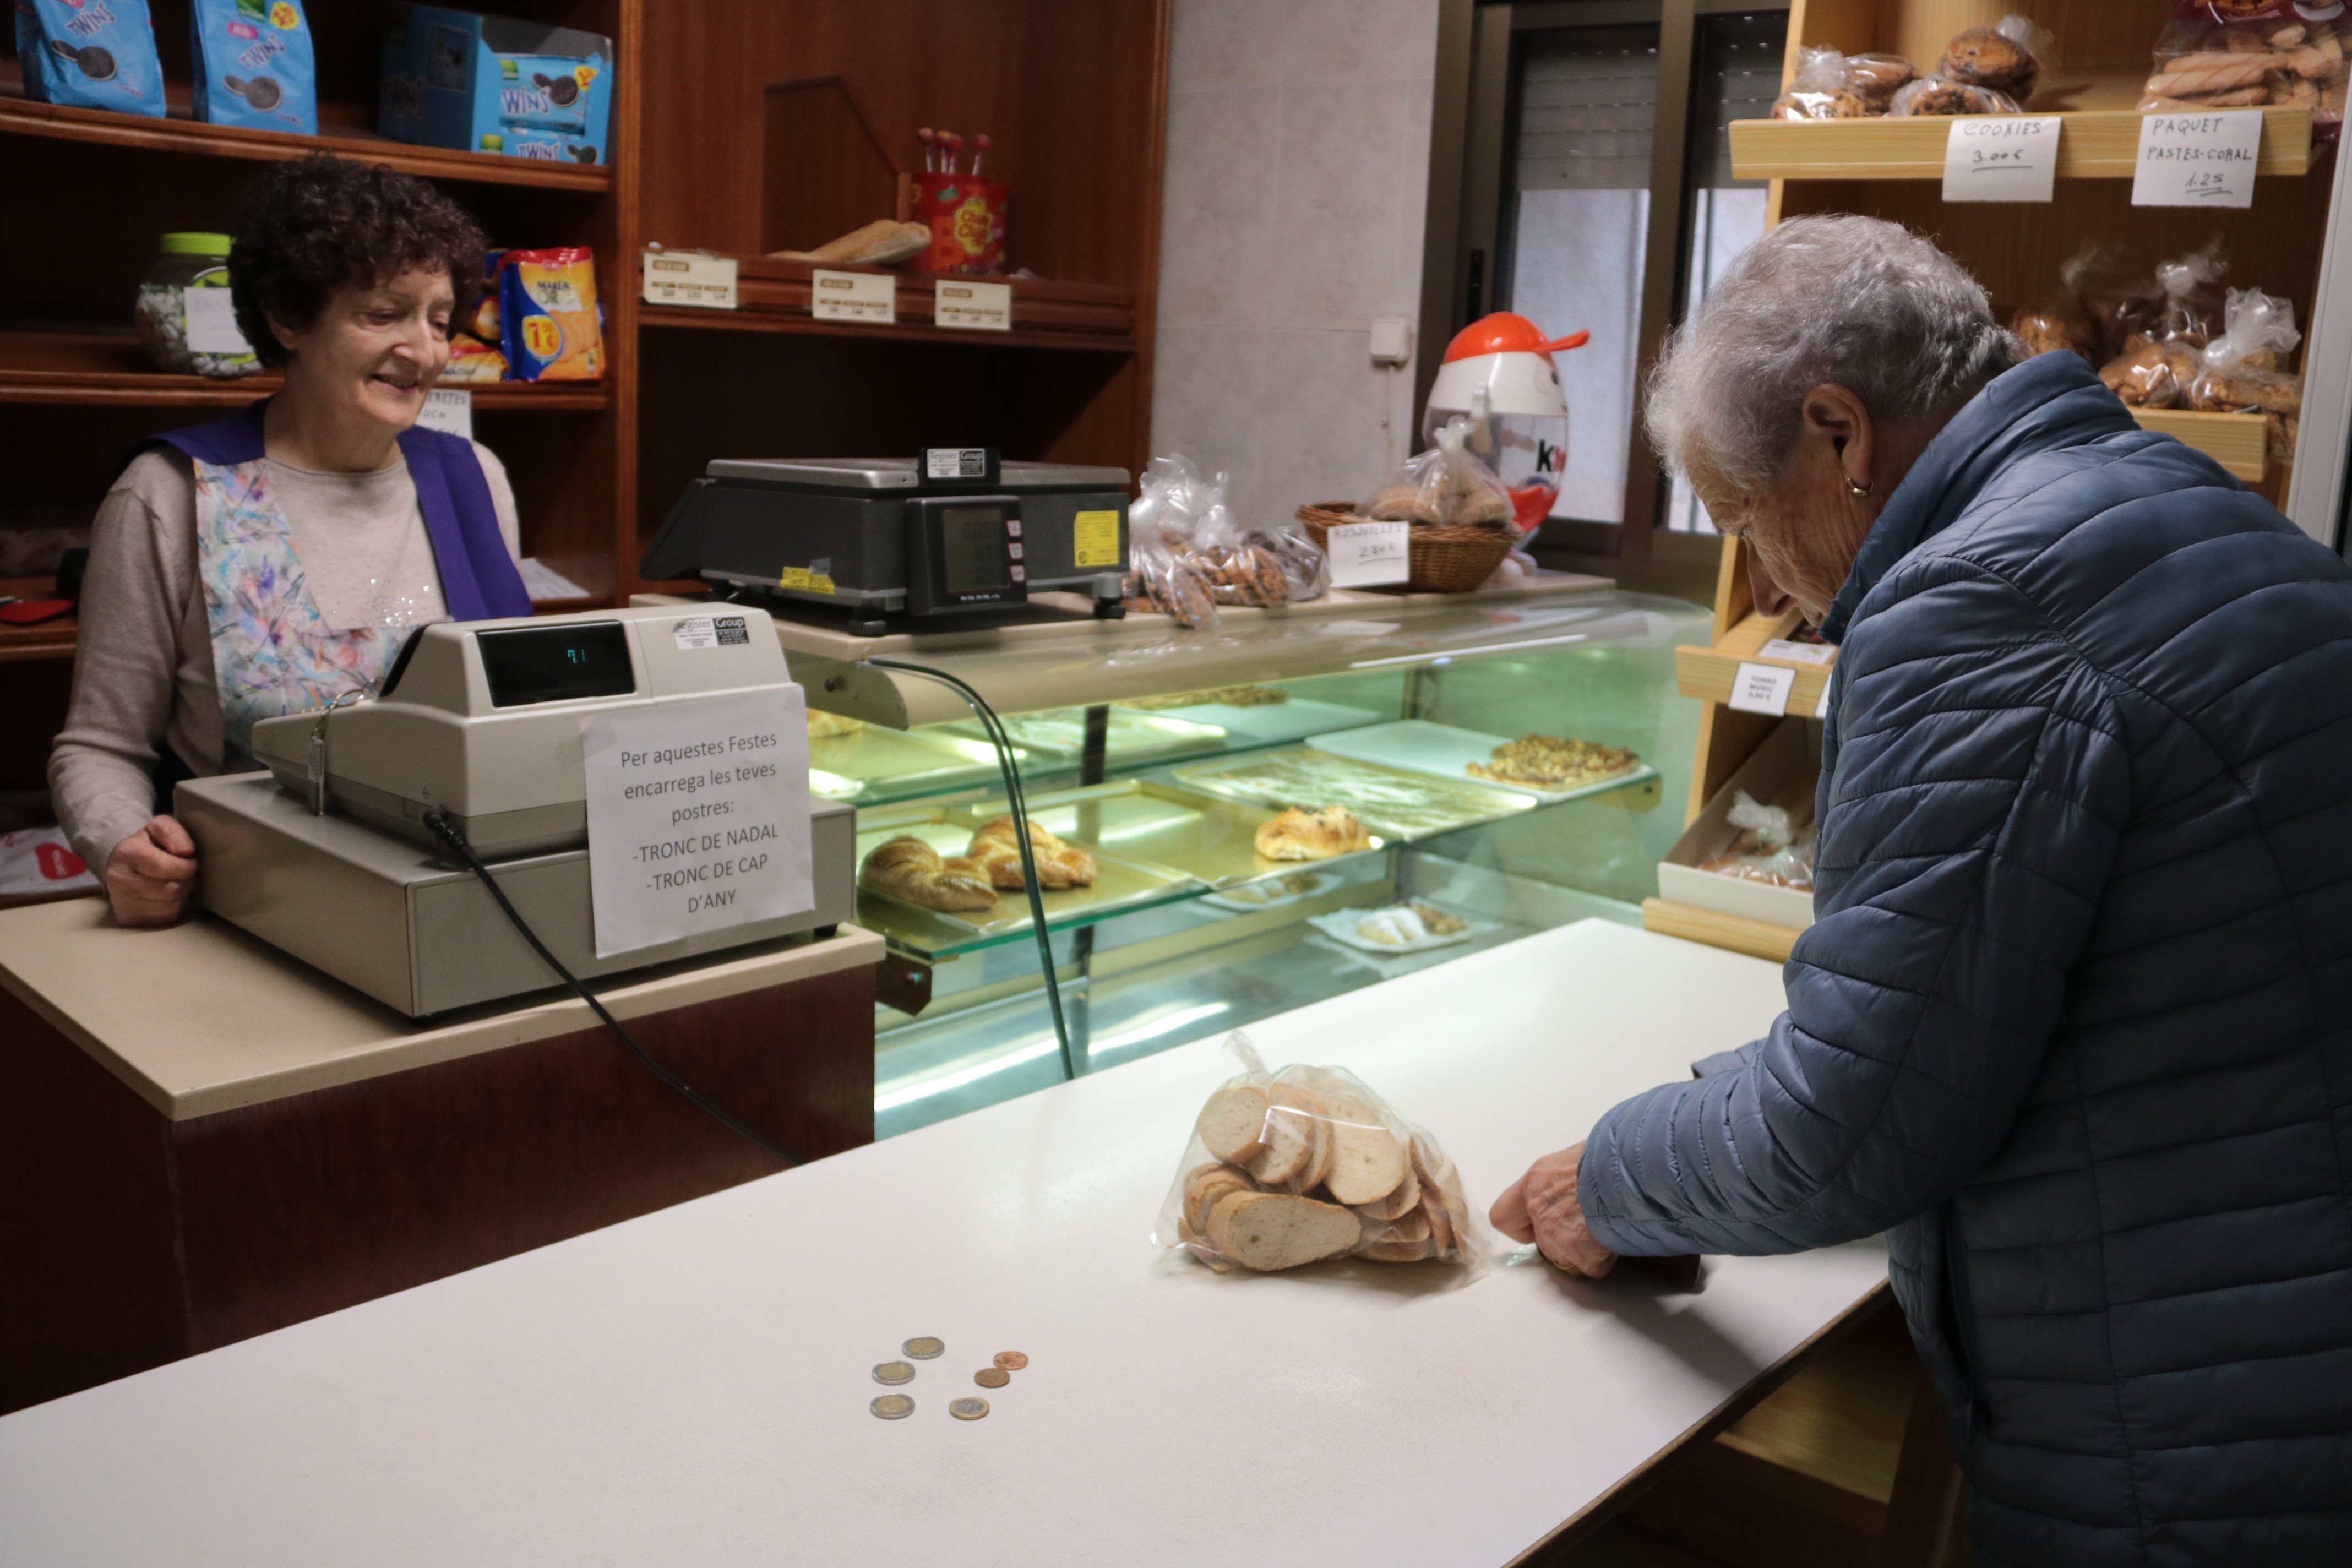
[477,621,636,707]
[939,504,1011,594]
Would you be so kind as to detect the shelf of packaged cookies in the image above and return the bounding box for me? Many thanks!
[637,255,1138,351]
[0,91,614,192]
[0,329,610,409]
[1728,99,2313,181]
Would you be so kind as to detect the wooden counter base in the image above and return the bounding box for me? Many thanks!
[0,963,873,1413]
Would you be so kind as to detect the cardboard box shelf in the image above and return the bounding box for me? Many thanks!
[1654,715,1819,935]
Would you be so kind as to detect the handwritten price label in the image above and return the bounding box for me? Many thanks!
[1941,116,2061,203]
[1325,521,1412,588]
[2131,110,2263,209]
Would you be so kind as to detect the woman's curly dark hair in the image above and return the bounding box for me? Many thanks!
[229,154,489,367]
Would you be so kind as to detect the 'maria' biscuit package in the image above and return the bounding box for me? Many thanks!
[190,0,318,135]
[498,248,603,382]
[16,0,167,117]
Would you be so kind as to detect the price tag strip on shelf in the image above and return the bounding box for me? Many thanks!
[1942,116,2061,203]
[1728,661,1797,717]
[935,280,1011,331]
[2131,110,2263,209]
[1324,521,1411,589]
[641,251,738,309]
[812,269,896,323]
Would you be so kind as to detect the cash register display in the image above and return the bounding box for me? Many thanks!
[477,622,637,707]
[940,504,1011,593]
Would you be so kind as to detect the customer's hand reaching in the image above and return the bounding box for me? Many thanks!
[1490,1141,1618,1276]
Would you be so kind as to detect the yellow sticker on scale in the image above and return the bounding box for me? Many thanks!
[778,567,836,595]
[1072,510,1122,570]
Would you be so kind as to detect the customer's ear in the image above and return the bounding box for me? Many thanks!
[1800,384,1874,492]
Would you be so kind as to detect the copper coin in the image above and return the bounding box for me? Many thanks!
[902,1337,945,1360]
[974,1367,1010,1389]
[949,1397,990,1420]
[872,1362,915,1386]
[993,1352,1029,1371]
[870,1395,914,1420]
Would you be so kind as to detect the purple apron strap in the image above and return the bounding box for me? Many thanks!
[397,424,532,620]
[145,400,531,622]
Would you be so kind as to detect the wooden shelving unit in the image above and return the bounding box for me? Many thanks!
[0,329,611,409]
[1730,100,2313,181]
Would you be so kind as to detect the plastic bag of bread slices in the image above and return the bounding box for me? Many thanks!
[2140,2,2346,141]
[2189,287,2305,460]
[1364,416,1514,531]
[1157,1032,1485,1275]
[2099,238,2229,409]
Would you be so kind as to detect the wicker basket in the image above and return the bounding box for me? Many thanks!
[1295,501,1516,595]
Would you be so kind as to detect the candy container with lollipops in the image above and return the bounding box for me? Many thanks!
[1420,313,1589,536]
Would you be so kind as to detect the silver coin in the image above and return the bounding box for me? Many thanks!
[872,1362,915,1386]
[902,1336,945,1360]
[949,1397,990,1421]
[870,1395,915,1420]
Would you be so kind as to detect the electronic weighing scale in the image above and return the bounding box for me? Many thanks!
[638,447,1130,633]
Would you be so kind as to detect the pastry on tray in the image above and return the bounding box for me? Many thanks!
[1254,805,1374,862]
[965,815,1097,891]
[858,836,999,911]
[1466,734,1640,791]
[1352,902,1469,948]
[807,710,865,739]
[1119,684,1290,711]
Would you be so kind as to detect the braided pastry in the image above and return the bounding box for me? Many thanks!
[858,836,999,911]
[966,816,1097,890]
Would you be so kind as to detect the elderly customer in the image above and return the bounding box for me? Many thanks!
[1494,214,2352,1566]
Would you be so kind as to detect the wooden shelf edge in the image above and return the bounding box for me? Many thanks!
[2129,407,2270,482]
[1676,639,1833,709]
[638,306,1137,355]
[1729,104,2314,182]
[0,96,612,192]
[1642,897,1803,963]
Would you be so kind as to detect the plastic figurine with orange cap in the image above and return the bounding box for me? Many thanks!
[1422,313,1588,533]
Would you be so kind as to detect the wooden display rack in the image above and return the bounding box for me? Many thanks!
[0,0,1172,814]
[1651,0,2345,969]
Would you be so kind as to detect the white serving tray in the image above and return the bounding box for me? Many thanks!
[1305,720,1654,804]
[1306,904,1479,956]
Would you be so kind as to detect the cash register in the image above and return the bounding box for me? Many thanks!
[638,447,1131,634]
[175,605,856,1018]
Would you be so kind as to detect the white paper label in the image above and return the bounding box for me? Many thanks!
[641,251,738,309]
[416,388,473,440]
[1325,521,1412,588]
[925,448,989,480]
[1942,116,2062,203]
[1815,676,1833,720]
[671,614,752,651]
[1758,638,1836,667]
[582,690,814,958]
[183,287,254,355]
[812,268,896,322]
[935,279,1011,331]
[1728,661,1796,716]
[2131,110,2263,209]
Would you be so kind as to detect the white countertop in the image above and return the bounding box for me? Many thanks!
[0,919,1881,1566]
[0,897,885,1120]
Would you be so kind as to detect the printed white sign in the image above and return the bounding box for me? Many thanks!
[1728,661,1796,717]
[582,690,814,958]
[1941,116,2062,203]
[1758,637,1836,667]
[183,287,254,355]
[671,613,753,651]
[641,251,738,309]
[2131,110,2263,209]
[812,268,896,322]
[1325,521,1412,588]
[935,279,1011,330]
[416,387,473,440]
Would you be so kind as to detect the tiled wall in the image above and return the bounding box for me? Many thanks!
[1151,0,1441,522]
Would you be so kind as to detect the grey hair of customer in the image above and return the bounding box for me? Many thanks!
[1644,214,2022,493]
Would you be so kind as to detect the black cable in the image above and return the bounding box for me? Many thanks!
[865,657,1079,1082]
[422,807,801,1167]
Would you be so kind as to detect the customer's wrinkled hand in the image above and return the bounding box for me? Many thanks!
[106,815,197,927]
[1490,1141,1619,1277]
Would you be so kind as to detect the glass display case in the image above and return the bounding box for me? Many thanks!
[754,578,1711,1137]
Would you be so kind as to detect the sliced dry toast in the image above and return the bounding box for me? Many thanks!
[1196,1086,1271,1164]
[1208,1191,1362,1271]
[1354,1160,1420,1222]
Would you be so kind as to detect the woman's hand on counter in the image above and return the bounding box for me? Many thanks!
[1491,1140,1619,1277]
[107,816,198,927]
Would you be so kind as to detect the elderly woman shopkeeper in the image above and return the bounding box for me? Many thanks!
[49,154,528,927]
[1494,215,2352,1566]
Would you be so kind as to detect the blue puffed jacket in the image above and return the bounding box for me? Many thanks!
[1579,352,2352,1566]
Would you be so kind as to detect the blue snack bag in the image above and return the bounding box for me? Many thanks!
[16,0,167,118]
[190,0,318,135]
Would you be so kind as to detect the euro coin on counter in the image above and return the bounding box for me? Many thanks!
[974,1368,1010,1389]
[870,1395,916,1420]
[950,1398,991,1422]
[902,1336,945,1359]
[872,1361,916,1385]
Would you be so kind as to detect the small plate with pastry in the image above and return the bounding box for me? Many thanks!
[1306,720,1653,805]
[1306,901,1479,956]
[851,810,1201,952]
[1173,747,1534,839]
[1200,868,1340,912]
